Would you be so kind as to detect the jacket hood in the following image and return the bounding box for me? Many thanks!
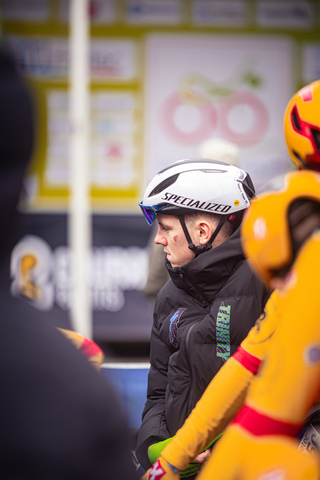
[166,227,245,303]
[0,49,34,262]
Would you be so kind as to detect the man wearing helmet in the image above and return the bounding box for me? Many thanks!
[142,138,241,306]
[140,80,320,480]
[135,159,270,476]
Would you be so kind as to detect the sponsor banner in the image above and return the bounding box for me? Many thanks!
[1,0,50,22]
[90,39,137,81]
[144,33,294,193]
[11,212,154,342]
[44,90,137,189]
[58,0,118,24]
[257,0,314,29]
[3,3,319,212]
[5,35,138,81]
[5,36,69,79]
[126,0,183,25]
[192,0,248,27]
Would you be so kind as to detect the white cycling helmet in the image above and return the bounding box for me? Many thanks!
[139,159,255,256]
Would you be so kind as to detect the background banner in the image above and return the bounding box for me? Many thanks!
[11,213,153,342]
[1,0,319,344]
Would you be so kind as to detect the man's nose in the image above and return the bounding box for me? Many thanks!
[154,229,166,246]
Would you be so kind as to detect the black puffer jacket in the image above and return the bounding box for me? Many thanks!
[136,228,270,469]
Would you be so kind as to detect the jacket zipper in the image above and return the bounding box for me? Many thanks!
[178,268,208,308]
[185,323,196,413]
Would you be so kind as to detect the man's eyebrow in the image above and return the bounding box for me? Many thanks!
[157,220,170,228]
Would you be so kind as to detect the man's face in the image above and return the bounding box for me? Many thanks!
[154,213,228,268]
[154,214,195,268]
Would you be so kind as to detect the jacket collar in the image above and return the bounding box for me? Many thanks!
[166,227,245,303]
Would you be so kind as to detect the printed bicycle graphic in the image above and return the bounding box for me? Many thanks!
[160,70,269,146]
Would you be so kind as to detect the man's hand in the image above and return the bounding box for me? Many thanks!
[195,448,211,464]
[140,457,180,480]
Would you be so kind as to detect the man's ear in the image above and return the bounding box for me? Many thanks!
[198,221,212,244]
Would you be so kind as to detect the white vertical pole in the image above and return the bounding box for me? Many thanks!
[68,0,92,338]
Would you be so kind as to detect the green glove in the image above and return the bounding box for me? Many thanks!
[148,433,223,478]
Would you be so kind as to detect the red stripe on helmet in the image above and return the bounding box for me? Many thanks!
[300,85,314,102]
[291,105,320,157]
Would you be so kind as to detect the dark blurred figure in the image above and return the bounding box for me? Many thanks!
[0,47,138,480]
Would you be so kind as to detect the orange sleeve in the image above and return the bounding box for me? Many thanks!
[162,355,254,471]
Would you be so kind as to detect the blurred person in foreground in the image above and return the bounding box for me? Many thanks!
[141,80,320,479]
[0,47,138,480]
[136,158,269,477]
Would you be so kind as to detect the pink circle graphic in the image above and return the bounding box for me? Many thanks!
[218,91,269,146]
[160,93,216,145]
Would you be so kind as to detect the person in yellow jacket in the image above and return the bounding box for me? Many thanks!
[196,170,320,479]
[141,80,320,479]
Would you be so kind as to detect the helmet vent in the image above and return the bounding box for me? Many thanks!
[293,149,302,161]
[291,106,302,132]
[311,128,320,152]
[289,198,320,255]
[149,173,179,197]
[242,174,255,198]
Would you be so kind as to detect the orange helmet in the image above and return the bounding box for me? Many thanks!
[241,170,320,285]
[284,80,320,171]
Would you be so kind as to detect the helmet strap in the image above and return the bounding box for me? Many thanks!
[178,215,228,257]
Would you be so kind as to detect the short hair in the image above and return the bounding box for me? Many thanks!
[184,211,242,238]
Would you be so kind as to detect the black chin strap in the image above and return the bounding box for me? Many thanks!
[178,215,228,257]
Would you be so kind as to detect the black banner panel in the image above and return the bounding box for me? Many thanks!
[11,213,154,343]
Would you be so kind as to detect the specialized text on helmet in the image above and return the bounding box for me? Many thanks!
[162,192,232,212]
